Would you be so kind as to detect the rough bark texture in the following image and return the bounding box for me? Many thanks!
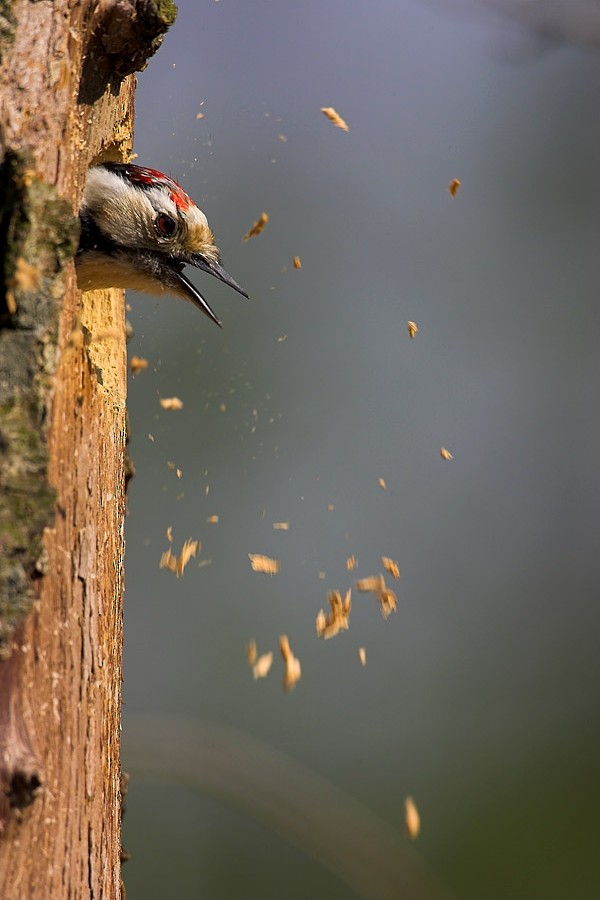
[0,2,176,898]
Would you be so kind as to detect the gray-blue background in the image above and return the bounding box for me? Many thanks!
[121,2,600,897]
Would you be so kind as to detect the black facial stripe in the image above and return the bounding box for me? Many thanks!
[77,211,120,258]
[101,163,136,181]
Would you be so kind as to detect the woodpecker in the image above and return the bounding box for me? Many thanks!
[76,163,248,327]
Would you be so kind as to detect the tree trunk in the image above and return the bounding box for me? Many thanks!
[0,2,176,897]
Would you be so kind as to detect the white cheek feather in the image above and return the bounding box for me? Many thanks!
[187,205,209,231]
[81,168,179,250]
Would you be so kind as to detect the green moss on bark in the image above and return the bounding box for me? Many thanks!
[0,150,79,658]
[0,0,15,62]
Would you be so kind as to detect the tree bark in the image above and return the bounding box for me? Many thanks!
[0,2,176,897]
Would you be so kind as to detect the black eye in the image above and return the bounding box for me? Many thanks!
[155,214,177,238]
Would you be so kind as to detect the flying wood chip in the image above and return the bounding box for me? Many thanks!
[356,574,385,594]
[316,589,352,640]
[247,639,257,664]
[247,640,273,680]
[160,549,177,574]
[248,554,280,574]
[358,647,367,666]
[321,106,349,132]
[252,651,273,680]
[378,587,397,619]
[356,573,397,619]
[405,796,421,839]
[440,447,453,460]
[160,538,199,577]
[177,539,199,575]
[243,213,269,241]
[448,178,461,197]
[159,397,183,410]
[407,321,418,339]
[381,557,400,580]
[293,255,302,269]
[279,635,301,692]
[130,355,148,374]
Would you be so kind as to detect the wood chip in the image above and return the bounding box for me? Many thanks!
[448,178,461,197]
[252,651,273,680]
[159,396,183,410]
[178,539,199,575]
[316,589,352,640]
[130,355,148,374]
[356,574,385,594]
[405,796,420,839]
[378,477,387,490]
[358,647,366,666]
[407,321,418,339]
[207,515,219,524]
[356,573,397,619]
[160,538,199,577]
[381,557,400,580]
[378,587,397,619]
[247,640,273,680]
[346,555,357,571]
[293,255,302,269]
[440,447,453,460]
[243,212,269,241]
[272,521,289,530]
[159,549,178,574]
[196,112,205,119]
[279,635,301,691]
[248,553,280,575]
[321,106,349,132]
[166,526,173,543]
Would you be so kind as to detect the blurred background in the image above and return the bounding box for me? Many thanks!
[121,2,600,898]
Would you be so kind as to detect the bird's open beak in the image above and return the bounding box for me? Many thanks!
[191,257,249,300]
[170,256,248,328]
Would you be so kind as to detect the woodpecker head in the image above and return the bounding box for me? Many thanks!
[76,163,248,327]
